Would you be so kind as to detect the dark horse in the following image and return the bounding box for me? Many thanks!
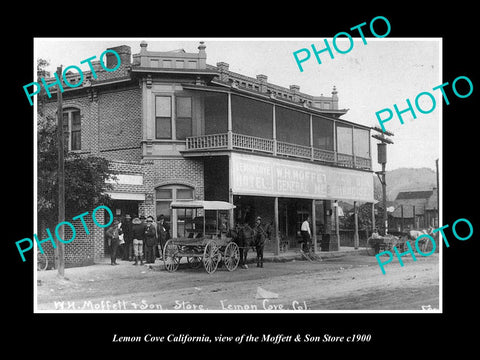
[229,223,270,268]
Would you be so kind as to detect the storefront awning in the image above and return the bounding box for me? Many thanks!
[170,200,235,211]
[105,192,145,201]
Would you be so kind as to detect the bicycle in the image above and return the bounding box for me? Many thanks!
[37,249,48,271]
[300,241,322,262]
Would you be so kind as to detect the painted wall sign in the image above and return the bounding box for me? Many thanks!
[230,153,374,202]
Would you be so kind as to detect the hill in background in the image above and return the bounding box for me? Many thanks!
[373,167,437,201]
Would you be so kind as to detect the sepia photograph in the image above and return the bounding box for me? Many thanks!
[31,37,443,313]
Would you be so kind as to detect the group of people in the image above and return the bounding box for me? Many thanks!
[105,214,170,266]
[105,212,314,266]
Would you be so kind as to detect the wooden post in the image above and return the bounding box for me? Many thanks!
[228,154,234,229]
[272,104,277,156]
[413,205,416,229]
[371,202,376,234]
[436,158,439,228]
[309,114,314,161]
[382,162,387,235]
[56,66,65,277]
[353,201,359,249]
[227,92,232,150]
[401,205,404,232]
[335,200,340,249]
[274,197,279,255]
[312,199,317,252]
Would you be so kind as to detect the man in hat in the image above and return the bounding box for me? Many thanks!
[253,216,266,268]
[131,215,146,265]
[122,214,133,261]
[300,215,312,253]
[106,218,122,265]
[144,216,158,264]
[157,214,168,260]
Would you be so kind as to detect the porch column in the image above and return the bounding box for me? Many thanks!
[372,202,376,234]
[354,201,359,249]
[333,120,338,164]
[228,154,234,229]
[274,197,280,255]
[335,200,340,249]
[227,92,233,150]
[312,199,317,252]
[272,104,277,156]
[309,114,314,161]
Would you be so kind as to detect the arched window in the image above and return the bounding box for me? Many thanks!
[155,184,194,238]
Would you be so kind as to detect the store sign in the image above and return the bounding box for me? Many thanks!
[231,153,374,202]
[106,174,143,185]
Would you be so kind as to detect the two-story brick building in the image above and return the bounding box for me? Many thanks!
[38,40,375,267]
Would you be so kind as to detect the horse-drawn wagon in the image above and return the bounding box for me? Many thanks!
[366,233,401,255]
[366,228,436,256]
[162,201,240,274]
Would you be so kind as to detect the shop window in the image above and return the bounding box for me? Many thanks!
[155,184,195,238]
[155,96,172,139]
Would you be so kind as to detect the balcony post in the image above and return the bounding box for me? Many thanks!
[274,197,280,256]
[227,92,233,150]
[272,103,277,156]
[354,201,359,249]
[333,120,338,164]
[312,199,317,252]
[309,114,314,161]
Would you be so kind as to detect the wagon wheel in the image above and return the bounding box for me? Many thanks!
[163,239,181,272]
[366,237,377,256]
[203,240,221,274]
[223,242,240,271]
[37,251,48,271]
[187,256,202,269]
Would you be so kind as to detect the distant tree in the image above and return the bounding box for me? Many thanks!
[37,58,51,116]
[37,58,51,78]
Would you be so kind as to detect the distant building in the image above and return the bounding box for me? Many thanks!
[390,188,438,231]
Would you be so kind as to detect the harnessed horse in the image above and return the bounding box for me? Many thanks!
[229,223,270,268]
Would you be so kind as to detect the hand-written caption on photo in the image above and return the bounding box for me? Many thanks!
[54,298,309,311]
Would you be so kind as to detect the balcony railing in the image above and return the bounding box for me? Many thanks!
[233,133,275,153]
[186,133,228,149]
[185,132,371,170]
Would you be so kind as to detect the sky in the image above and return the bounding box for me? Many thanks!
[34,38,441,173]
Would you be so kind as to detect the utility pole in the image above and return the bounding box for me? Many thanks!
[371,127,394,236]
[57,66,65,277]
[436,158,439,228]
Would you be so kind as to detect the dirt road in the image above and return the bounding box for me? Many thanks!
[36,253,439,312]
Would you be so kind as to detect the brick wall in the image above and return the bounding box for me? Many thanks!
[98,86,142,161]
[38,209,107,268]
[140,158,205,218]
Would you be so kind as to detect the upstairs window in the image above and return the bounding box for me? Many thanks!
[63,108,81,151]
[336,123,353,155]
[353,128,370,158]
[155,96,172,139]
[176,97,192,140]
